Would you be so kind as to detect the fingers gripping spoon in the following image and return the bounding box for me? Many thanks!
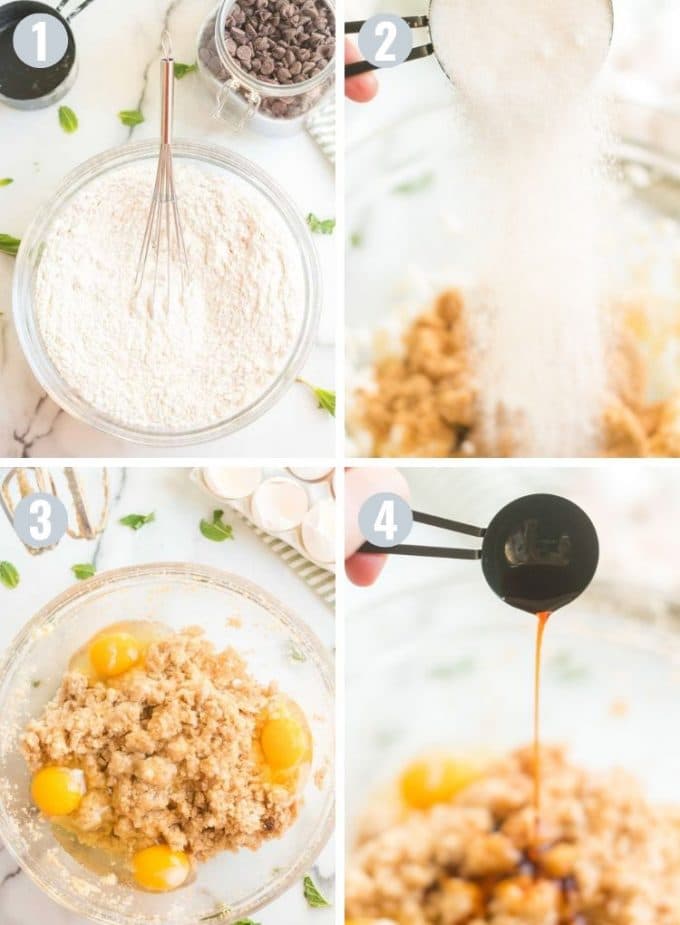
[359,494,599,615]
[345,0,614,85]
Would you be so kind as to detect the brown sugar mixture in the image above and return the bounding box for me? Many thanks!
[349,289,680,457]
[21,623,312,892]
[346,746,680,925]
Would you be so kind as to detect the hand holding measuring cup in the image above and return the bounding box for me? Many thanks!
[345,468,410,585]
[345,38,378,102]
[345,0,613,105]
[354,491,599,614]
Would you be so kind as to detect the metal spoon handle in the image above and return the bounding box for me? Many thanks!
[160,30,174,145]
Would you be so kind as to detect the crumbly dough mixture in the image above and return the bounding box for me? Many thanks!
[35,162,304,433]
[346,746,680,925]
[21,628,298,861]
[349,289,680,458]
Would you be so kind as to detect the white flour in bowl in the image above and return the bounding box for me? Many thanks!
[34,161,305,435]
[426,0,614,455]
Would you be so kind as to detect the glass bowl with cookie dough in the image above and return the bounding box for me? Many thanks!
[0,563,334,925]
[13,140,321,447]
[345,574,680,925]
[346,97,680,458]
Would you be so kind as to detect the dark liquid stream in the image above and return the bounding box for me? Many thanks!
[532,610,550,844]
[529,609,584,924]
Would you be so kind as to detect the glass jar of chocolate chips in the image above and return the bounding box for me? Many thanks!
[197,0,335,136]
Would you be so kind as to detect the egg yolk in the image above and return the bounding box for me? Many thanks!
[132,845,191,892]
[399,755,479,810]
[31,767,86,817]
[89,632,142,679]
[260,714,310,772]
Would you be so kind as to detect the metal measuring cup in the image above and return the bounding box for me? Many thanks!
[359,494,599,615]
[0,0,98,109]
[345,0,614,83]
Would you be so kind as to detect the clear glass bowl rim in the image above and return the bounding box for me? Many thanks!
[12,139,322,447]
[0,561,335,924]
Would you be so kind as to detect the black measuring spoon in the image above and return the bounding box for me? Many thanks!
[359,493,599,615]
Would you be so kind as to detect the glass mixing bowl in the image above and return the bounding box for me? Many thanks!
[0,563,334,924]
[347,575,680,835]
[12,140,321,447]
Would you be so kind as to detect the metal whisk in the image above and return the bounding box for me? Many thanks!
[134,31,189,310]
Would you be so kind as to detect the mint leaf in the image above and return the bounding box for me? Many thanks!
[0,178,13,187]
[72,563,96,580]
[119,512,155,530]
[233,920,260,925]
[0,234,20,257]
[297,379,335,416]
[174,61,198,79]
[118,109,144,127]
[0,561,20,589]
[200,510,234,543]
[58,106,78,133]
[349,230,363,247]
[394,171,433,194]
[303,875,331,908]
[306,213,335,235]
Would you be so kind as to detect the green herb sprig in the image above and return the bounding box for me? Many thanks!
[0,178,13,187]
[306,213,335,235]
[72,563,96,580]
[303,874,331,908]
[119,512,155,531]
[393,171,433,194]
[0,234,20,256]
[58,106,78,133]
[0,561,20,589]
[297,379,335,416]
[200,510,234,543]
[174,62,198,79]
[118,109,144,127]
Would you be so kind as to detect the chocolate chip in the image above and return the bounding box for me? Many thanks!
[212,0,334,119]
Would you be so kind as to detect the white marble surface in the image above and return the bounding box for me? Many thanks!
[0,0,336,458]
[0,465,335,924]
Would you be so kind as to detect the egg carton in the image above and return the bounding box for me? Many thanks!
[192,467,336,608]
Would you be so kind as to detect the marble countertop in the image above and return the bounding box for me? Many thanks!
[0,465,335,924]
[0,0,336,458]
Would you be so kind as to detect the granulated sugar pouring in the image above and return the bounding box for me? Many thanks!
[34,161,305,435]
[429,0,614,456]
